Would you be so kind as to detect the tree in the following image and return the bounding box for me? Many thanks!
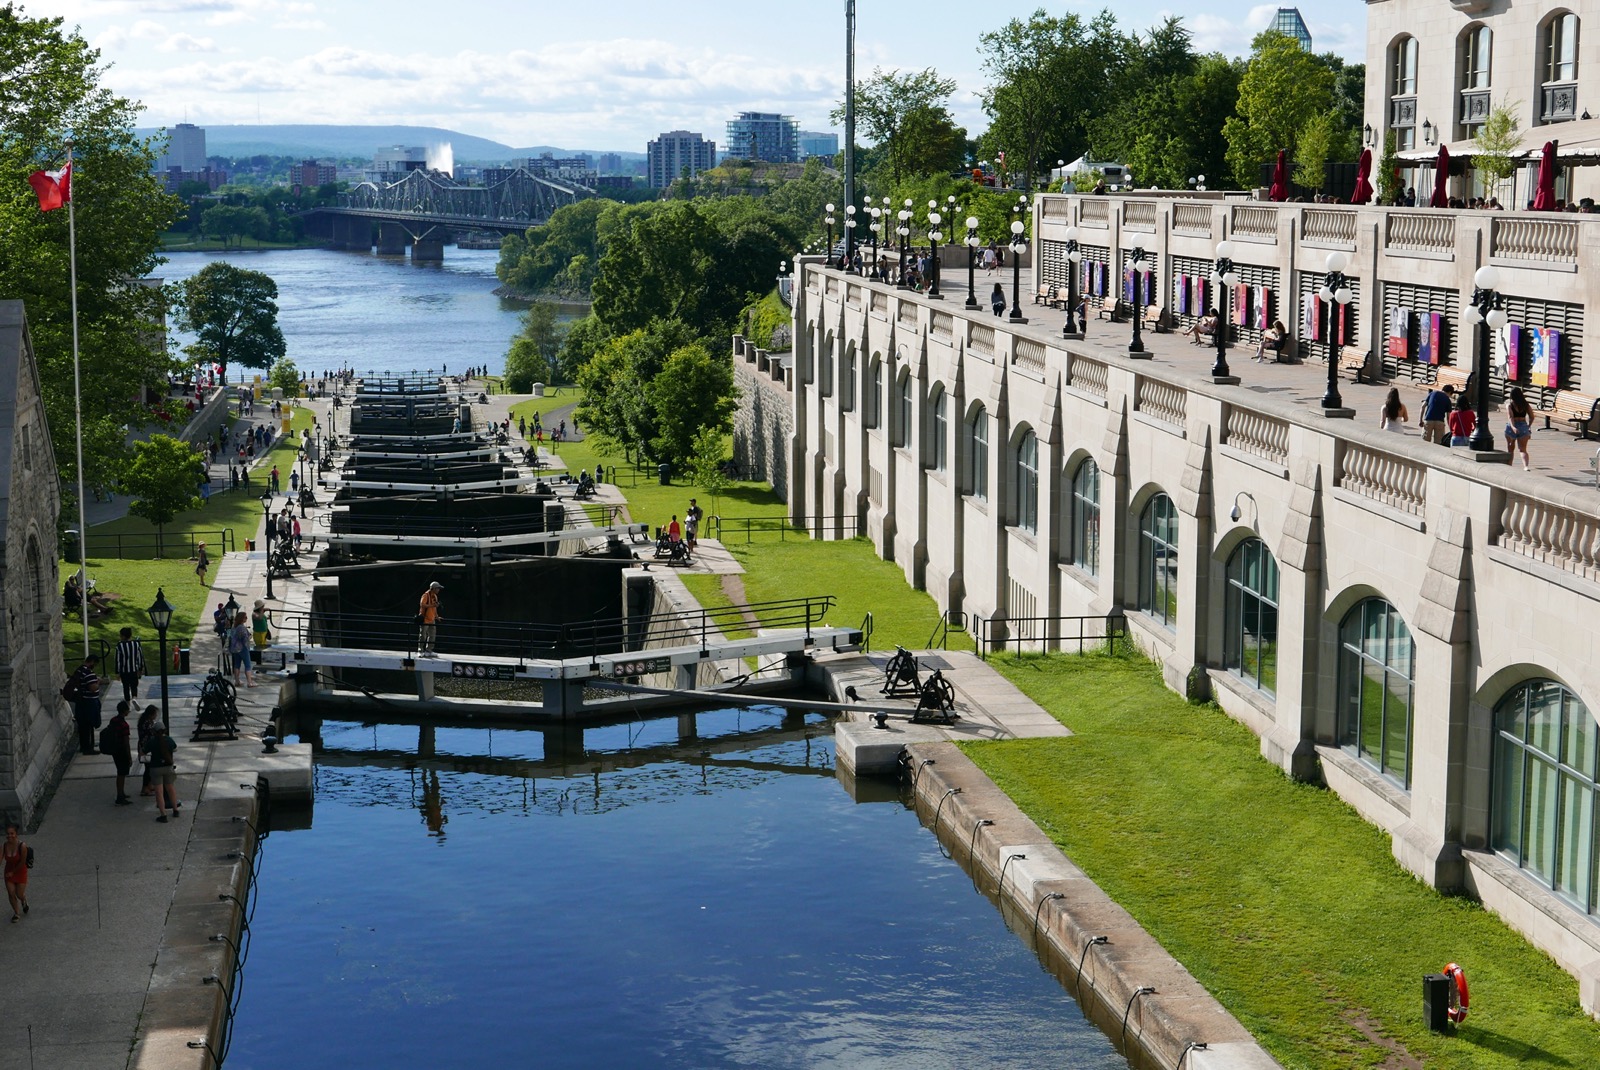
[1222,31,1335,187]
[576,320,700,461]
[1473,101,1523,205]
[835,68,962,187]
[0,6,181,489]
[503,302,566,392]
[177,262,286,382]
[557,314,612,384]
[689,426,731,515]
[123,434,203,556]
[647,343,738,466]
[268,357,300,397]
[1378,130,1403,206]
[1293,112,1338,193]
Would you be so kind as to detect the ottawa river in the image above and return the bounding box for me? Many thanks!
[166,246,1124,1069]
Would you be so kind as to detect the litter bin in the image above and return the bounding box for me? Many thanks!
[658,463,670,486]
[176,648,191,674]
[63,529,80,564]
[245,538,256,551]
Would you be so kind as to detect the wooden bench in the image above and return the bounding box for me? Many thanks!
[1339,349,1375,384]
[1434,366,1471,393]
[1264,334,1298,363]
[1032,284,1061,308]
[1534,390,1600,438]
[1094,295,1123,321]
[1142,304,1167,333]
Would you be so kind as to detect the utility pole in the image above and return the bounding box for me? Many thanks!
[844,1,856,238]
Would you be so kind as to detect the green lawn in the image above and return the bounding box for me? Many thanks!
[967,649,1600,1069]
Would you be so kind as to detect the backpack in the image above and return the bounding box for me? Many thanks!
[99,724,116,754]
[60,679,80,703]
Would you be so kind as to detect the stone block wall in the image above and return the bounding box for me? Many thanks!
[731,336,793,501]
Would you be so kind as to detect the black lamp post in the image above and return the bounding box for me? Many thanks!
[1319,251,1354,410]
[297,449,309,517]
[925,203,944,299]
[964,215,980,309]
[1007,209,1028,323]
[260,493,275,601]
[1126,234,1149,354]
[1063,225,1082,336]
[824,203,836,268]
[1463,265,1506,451]
[869,206,882,277]
[896,200,912,286]
[843,205,857,271]
[147,587,173,728]
[1212,240,1238,378]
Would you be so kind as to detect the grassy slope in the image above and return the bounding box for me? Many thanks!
[969,649,1600,1069]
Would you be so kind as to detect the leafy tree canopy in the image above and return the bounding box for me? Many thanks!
[1222,30,1336,187]
[834,68,966,187]
[123,433,202,531]
[176,262,287,380]
[502,302,567,392]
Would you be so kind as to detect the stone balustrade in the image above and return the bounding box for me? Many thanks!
[1385,211,1456,252]
[1302,208,1358,246]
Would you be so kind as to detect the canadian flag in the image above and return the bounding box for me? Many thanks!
[28,163,71,211]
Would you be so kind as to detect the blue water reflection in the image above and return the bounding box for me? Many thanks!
[226,717,1124,1069]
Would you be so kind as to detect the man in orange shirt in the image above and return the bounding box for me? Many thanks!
[418,581,442,655]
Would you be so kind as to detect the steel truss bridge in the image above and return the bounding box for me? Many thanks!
[307,168,593,250]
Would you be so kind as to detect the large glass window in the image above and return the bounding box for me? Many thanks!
[1071,459,1100,576]
[867,357,882,428]
[1138,493,1178,628]
[1337,599,1415,788]
[929,387,948,472]
[1493,680,1597,919]
[894,372,912,448]
[1462,25,1492,89]
[967,405,989,501]
[1391,36,1418,95]
[1224,539,1280,695]
[1547,13,1579,83]
[1015,431,1038,534]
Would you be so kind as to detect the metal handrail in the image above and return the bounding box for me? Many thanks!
[859,611,874,654]
[82,528,236,561]
[705,514,865,544]
[927,610,966,650]
[973,613,1125,658]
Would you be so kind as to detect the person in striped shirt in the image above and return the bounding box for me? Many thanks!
[114,627,145,703]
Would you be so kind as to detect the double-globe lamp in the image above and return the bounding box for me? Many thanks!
[964,215,981,309]
[1062,225,1083,336]
[925,201,943,299]
[1318,251,1355,410]
[1008,216,1027,323]
[1461,264,1507,451]
[1210,240,1238,378]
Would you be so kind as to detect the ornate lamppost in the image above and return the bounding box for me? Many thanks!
[1319,251,1354,410]
[260,493,276,601]
[925,203,944,299]
[147,588,174,728]
[1462,265,1507,451]
[1211,240,1238,379]
[1063,225,1082,337]
[896,201,912,287]
[1126,234,1149,354]
[1007,207,1028,324]
[964,215,981,309]
[824,203,836,268]
[868,207,882,277]
[843,205,857,271]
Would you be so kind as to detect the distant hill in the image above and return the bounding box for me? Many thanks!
[134,124,644,164]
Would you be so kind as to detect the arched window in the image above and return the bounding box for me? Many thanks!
[1138,493,1178,627]
[1390,36,1419,149]
[1070,459,1100,576]
[866,356,883,428]
[820,333,834,396]
[1337,599,1415,787]
[1542,13,1581,122]
[841,348,856,411]
[893,371,912,448]
[1492,680,1597,917]
[1224,539,1280,694]
[929,387,948,472]
[967,405,989,500]
[1461,25,1491,89]
[1015,431,1038,534]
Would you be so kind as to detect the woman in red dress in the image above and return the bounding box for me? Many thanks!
[3,823,29,922]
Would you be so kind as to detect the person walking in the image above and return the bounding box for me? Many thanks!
[229,611,254,688]
[137,705,160,797]
[3,824,28,922]
[1505,386,1534,469]
[252,599,273,654]
[66,654,103,755]
[1380,388,1409,432]
[418,581,442,655]
[194,541,210,584]
[114,626,145,703]
[1448,390,1477,447]
[685,498,703,550]
[1419,384,1455,444]
[105,701,134,805]
[147,723,178,823]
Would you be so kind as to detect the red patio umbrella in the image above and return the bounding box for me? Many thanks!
[1533,140,1559,210]
[1269,150,1288,201]
[1350,147,1374,205]
[1430,144,1450,207]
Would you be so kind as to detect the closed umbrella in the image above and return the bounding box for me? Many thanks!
[1269,150,1288,201]
[1533,140,1559,210]
[1350,147,1374,205]
[1430,144,1450,207]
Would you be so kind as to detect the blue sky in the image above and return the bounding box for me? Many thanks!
[45,0,1366,151]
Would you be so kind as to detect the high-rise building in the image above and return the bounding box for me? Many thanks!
[290,160,337,189]
[156,123,206,173]
[597,153,624,174]
[725,112,799,163]
[368,146,428,184]
[1272,8,1312,52]
[647,131,717,188]
[798,132,840,160]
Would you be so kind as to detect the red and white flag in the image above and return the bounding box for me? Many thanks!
[28,163,71,211]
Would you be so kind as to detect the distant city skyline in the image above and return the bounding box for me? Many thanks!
[53,0,1365,150]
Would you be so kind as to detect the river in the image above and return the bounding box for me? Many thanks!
[157,247,585,378]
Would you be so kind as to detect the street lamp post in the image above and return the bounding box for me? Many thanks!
[1127,234,1149,355]
[260,494,275,601]
[844,205,857,271]
[1063,226,1082,336]
[964,216,981,309]
[824,203,836,268]
[297,449,309,517]
[1462,265,1507,451]
[896,200,912,286]
[147,588,174,729]
[1211,240,1238,379]
[1007,209,1028,324]
[868,207,882,277]
[1319,251,1355,410]
[926,204,944,299]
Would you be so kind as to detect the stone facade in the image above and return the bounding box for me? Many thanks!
[787,250,1600,1013]
[0,302,72,827]
[731,337,793,500]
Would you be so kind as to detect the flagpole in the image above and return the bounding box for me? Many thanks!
[66,141,89,657]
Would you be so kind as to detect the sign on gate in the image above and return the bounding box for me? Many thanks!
[611,656,672,678]
[450,662,517,681]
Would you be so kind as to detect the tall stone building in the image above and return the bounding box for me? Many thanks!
[0,303,71,826]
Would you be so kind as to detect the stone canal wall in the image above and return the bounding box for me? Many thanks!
[731,335,792,500]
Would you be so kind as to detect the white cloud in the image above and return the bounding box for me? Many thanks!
[160,32,219,53]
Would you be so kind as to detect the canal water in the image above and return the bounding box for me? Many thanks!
[157,247,584,379]
[226,711,1125,1069]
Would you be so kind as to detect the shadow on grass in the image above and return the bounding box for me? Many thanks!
[1459,1026,1572,1066]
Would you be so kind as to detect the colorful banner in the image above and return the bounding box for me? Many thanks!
[1500,323,1521,380]
[1531,327,1561,388]
[1256,286,1271,330]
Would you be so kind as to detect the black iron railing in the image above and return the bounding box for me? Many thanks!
[706,514,865,543]
[973,613,1126,658]
[82,528,236,561]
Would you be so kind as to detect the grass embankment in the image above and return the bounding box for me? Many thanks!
[967,648,1600,1069]
[63,407,315,665]
[159,232,312,252]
